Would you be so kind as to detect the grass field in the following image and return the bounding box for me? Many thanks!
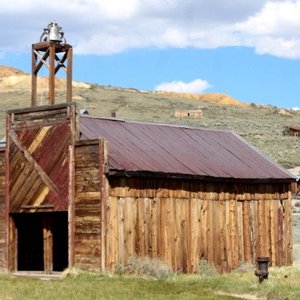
[1,264,300,300]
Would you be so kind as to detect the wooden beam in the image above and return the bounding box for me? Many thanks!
[66,47,73,102]
[54,52,68,74]
[31,46,37,107]
[33,49,50,74]
[5,113,11,271]
[49,45,55,105]
[68,144,75,269]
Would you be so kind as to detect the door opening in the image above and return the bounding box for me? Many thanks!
[13,212,68,272]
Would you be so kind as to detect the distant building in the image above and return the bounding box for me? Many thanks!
[284,125,300,136]
[175,109,203,118]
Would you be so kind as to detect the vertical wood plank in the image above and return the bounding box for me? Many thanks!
[243,200,251,262]
[225,200,232,270]
[284,195,293,265]
[270,199,276,266]
[190,198,200,272]
[237,200,244,263]
[118,197,125,265]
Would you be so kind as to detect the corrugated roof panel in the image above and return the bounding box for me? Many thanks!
[80,116,294,180]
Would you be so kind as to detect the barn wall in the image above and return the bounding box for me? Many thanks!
[0,149,5,270]
[106,177,292,272]
[74,140,102,271]
[73,140,293,273]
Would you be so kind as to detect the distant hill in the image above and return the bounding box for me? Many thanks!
[0,65,299,169]
[154,91,248,107]
[0,65,27,78]
[0,66,90,91]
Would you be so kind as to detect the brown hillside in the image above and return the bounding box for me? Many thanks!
[0,65,27,78]
[0,65,90,91]
[155,91,248,107]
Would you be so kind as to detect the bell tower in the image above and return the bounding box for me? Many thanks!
[31,21,73,106]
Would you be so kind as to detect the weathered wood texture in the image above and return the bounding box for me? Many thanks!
[74,140,102,271]
[73,147,293,274]
[7,104,77,212]
[0,149,6,270]
[106,177,292,272]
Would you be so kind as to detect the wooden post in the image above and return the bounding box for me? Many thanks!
[4,113,10,271]
[43,215,53,273]
[31,45,37,107]
[68,144,75,269]
[49,44,55,105]
[8,217,16,272]
[66,47,73,102]
[99,139,109,271]
[68,105,77,269]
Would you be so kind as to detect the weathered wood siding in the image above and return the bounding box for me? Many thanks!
[74,140,102,270]
[106,177,292,272]
[0,149,6,270]
[7,104,77,212]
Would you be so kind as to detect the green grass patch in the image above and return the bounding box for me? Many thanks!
[1,264,300,300]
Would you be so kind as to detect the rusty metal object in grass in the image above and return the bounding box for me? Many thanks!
[255,257,269,283]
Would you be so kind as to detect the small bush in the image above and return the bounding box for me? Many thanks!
[114,263,125,275]
[232,261,254,273]
[197,259,218,276]
[125,256,174,279]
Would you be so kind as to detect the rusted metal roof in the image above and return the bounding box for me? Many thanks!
[80,115,294,180]
[287,125,300,131]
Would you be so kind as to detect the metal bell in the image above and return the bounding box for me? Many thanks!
[40,21,66,44]
[48,22,62,42]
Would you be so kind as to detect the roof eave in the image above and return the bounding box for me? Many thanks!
[106,169,295,184]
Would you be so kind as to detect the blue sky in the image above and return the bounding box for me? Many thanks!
[1,0,300,109]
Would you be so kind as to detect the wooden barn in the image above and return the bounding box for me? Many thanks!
[0,24,296,274]
[0,101,295,274]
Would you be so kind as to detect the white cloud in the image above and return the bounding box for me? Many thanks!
[2,0,300,58]
[235,0,300,58]
[154,79,211,94]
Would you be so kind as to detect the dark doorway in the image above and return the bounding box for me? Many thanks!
[16,214,44,271]
[14,212,68,272]
[52,212,68,271]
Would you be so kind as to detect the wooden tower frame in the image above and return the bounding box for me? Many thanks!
[31,41,73,106]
